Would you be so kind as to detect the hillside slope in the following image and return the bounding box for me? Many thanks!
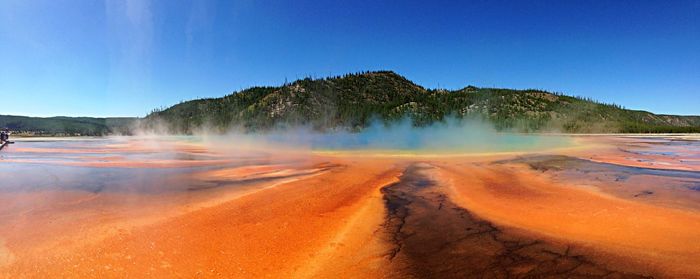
[145,71,700,134]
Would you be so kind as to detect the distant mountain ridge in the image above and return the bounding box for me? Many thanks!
[144,71,700,134]
[0,115,135,136]
[3,71,698,136]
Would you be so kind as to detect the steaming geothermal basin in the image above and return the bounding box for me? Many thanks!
[1,135,700,278]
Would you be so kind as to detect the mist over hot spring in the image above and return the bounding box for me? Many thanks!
[166,117,575,155]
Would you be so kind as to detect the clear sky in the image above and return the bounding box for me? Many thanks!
[1,0,698,117]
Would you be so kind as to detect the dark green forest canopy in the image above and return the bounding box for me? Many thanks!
[144,71,700,134]
[0,115,136,136]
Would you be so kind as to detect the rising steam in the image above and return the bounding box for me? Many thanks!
[141,117,575,155]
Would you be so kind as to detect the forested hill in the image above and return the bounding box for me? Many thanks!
[0,115,136,136]
[144,71,700,134]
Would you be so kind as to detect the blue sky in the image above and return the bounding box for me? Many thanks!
[1,0,698,117]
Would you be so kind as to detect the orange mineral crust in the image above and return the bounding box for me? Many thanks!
[0,157,402,278]
[2,136,700,278]
[1,158,236,168]
[589,153,700,171]
[440,162,700,277]
[580,136,700,171]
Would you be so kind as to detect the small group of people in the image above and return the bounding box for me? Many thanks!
[0,128,10,144]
